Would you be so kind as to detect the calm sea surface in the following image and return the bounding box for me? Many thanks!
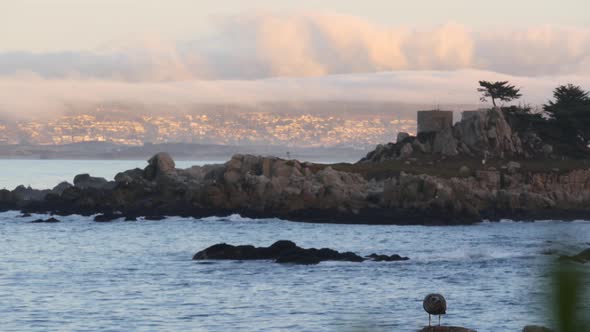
[0,159,221,190]
[1,160,589,332]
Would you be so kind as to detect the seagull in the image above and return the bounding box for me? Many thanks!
[423,293,447,327]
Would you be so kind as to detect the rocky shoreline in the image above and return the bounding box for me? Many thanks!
[2,107,590,225]
[1,150,589,225]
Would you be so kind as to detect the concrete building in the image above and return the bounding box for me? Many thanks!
[417,110,453,134]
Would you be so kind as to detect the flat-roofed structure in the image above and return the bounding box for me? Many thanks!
[417,110,453,134]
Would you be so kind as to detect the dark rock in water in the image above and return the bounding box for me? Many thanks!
[144,215,166,221]
[560,248,590,263]
[31,217,61,223]
[18,213,32,218]
[193,241,366,265]
[94,213,124,222]
[275,250,322,265]
[124,216,138,221]
[367,253,410,261]
[522,326,553,332]
[418,327,476,332]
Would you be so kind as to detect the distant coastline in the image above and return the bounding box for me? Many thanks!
[0,141,366,163]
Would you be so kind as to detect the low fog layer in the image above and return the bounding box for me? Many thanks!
[2,70,590,120]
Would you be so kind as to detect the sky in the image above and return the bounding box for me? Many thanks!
[1,0,590,119]
[2,0,589,52]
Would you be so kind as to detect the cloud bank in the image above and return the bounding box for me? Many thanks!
[1,12,590,119]
[2,12,590,80]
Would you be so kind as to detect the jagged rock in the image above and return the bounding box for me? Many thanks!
[397,132,410,143]
[453,108,522,157]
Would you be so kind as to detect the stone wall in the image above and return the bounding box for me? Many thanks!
[417,110,453,134]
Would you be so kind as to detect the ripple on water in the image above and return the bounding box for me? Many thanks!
[0,211,589,331]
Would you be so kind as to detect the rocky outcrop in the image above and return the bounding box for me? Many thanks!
[144,152,176,180]
[362,107,552,162]
[193,240,408,265]
[2,150,590,224]
[454,107,523,157]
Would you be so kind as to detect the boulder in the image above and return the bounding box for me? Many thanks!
[52,181,73,195]
[73,174,113,190]
[144,152,176,180]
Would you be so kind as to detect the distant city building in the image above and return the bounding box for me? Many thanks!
[417,110,453,134]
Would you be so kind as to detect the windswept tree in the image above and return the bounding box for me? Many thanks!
[544,84,590,148]
[477,81,522,107]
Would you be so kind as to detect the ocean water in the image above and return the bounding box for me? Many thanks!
[0,159,220,190]
[1,212,589,332]
[1,160,589,331]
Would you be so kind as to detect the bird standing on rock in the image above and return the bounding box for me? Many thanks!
[423,293,447,326]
